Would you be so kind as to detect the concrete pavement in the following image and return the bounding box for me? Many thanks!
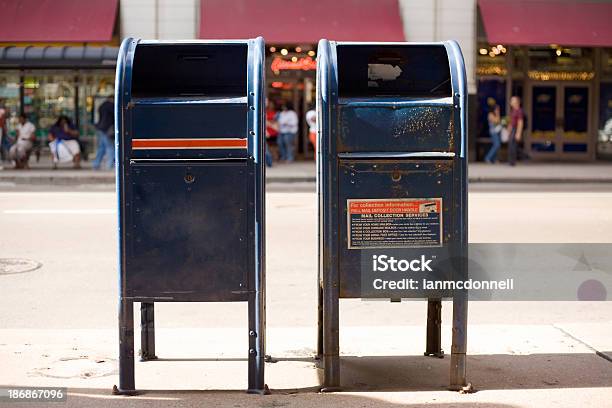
[0,190,610,407]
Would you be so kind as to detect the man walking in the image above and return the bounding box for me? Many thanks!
[508,96,524,166]
[277,102,298,162]
[92,95,115,170]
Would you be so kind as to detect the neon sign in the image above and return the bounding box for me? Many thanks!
[271,56,317,73]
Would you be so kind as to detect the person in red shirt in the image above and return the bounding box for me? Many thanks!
[0,100,9,162]
[508,96,525,166]
[266,100,279,139]
[265,99,278,167]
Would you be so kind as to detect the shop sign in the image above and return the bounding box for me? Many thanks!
[271,56,316,74]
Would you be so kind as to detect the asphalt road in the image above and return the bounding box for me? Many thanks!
[0,184,610,407]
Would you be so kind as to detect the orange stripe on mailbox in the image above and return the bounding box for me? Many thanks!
[131,138,247,150]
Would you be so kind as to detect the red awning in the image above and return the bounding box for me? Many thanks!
[0,0,118,43]
[199,0,405,43]
[478,0,612,47]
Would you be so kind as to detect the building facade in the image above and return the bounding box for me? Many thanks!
[0,0,120,153]
[475,0,612,161]
[1,0,610,161]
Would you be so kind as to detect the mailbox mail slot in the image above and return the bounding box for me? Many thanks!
[317,40,468,391]
[115,37,267,394]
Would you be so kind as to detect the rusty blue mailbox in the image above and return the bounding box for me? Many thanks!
[317,40,468,391]
[114,37,267,394]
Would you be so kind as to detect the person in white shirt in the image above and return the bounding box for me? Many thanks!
[276,102,299,162]
[9,114,36,169]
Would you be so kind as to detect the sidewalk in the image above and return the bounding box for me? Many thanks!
[1,324,610,407]
[1,154,612,185]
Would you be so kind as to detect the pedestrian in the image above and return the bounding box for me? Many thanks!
[508,96,524,166]
[92,95,115,170]
[48,115,81,169]
[265,99,278,167]
[0,100,9,163]
[484,103,502,163]
[305,106,316,150]
[277,102,298,162]
[8,113,36,169]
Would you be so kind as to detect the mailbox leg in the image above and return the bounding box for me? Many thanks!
[450,290,468,390]
[114,298,136,395]
[140,302,157,361]
[316,283,323,359]
[247,292,268,394]
[322,282,340,392]
[425,298,444,358]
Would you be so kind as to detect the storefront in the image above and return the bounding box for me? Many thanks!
[265,45,317,158]
[0,63,116,148]
[199,0,405,160]
[476,0,612,161]
[0,0,118,159]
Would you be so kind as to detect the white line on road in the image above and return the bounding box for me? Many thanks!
[3,209,116,214]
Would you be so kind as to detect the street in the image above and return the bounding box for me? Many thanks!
[0,184,610,407]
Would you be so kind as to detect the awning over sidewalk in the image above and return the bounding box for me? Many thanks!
[199,0,405,43]
[0,0,118,43]
[0,46,119,68]
[478,0,612,47]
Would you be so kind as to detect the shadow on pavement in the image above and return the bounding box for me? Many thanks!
[1,352,609,407]
[306,353,612,392]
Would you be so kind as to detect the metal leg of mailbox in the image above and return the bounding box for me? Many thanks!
[114,298,136,395]
[316,283,323,359]
[322,281,340,391]
[247,291,268,394]
[425,298,444,358]
[140,302,157,361]
[450,290,468,390]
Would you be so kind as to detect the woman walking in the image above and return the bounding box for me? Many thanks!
[484,103,502,163]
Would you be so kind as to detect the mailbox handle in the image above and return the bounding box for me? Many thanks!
[337,152,455,159]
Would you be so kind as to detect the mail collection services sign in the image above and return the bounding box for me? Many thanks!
[347,198,443,249]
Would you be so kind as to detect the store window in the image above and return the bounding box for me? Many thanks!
[477,78,506,134]
[528,47,594,81]
[476,43,508,160]
[601,48,612,77]
[477,43,508,77]
[597,49,612,159]
[79,73,115,139]
[598,82,612,158]
[0,73,21,136]
[266,45,317,158]
[23,73,76,139]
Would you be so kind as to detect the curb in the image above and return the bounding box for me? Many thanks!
[0,176,115,185]
[468,178,612,184]
[2,176,612,186]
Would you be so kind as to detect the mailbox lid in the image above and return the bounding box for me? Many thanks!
[127,41,250,160]
[124,162,250,301]
[131,42,247,98]
[335,43,456,153]
[337,159,455,298]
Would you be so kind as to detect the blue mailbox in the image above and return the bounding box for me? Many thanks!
[317,40,468,391]
[114,37,267,394]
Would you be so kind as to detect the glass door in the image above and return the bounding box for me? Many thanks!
[530,84,557,156]
[561,84,590,157]
[528,83,591,159]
